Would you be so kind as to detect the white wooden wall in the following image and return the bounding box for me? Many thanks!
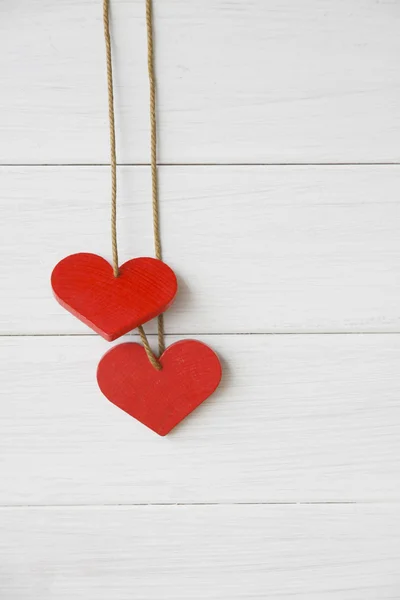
[1,1,400,598]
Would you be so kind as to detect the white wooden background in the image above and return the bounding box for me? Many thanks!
[1,1,400,598]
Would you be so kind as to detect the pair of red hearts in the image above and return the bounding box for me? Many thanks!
[51,253,222,435]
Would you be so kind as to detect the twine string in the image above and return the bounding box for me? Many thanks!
[103,0,163,370]
[138,325,162,370]
[103,0,119,277]
[145,0,165,356]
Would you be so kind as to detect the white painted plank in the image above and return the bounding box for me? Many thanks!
[1,0,400,164]
[1,505,399,599]
[1,334,400,505]
[1,166,400,334]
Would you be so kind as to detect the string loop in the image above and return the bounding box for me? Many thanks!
[103,0,164,368]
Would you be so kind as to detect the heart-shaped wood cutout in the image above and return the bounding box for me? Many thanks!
[51,253,177,341]
[97,340,222,435]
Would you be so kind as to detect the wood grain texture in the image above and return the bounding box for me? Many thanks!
[97,340,222,435]
[1,505,399,599]
[1,334,400,505]
[51,253,177,340]
[2,1,400,592]
[1,0,400,164]
[1,166,400,335]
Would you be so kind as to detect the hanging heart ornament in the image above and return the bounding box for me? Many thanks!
[51,253,177,341]
[50,0,224,438]
[97,340,222,435]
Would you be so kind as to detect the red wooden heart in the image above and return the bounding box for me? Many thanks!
[51,253,177,341]
[97,340,222,435]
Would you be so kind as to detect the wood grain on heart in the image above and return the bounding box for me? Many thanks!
[97,340,222,435]
[51,253,177,341]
